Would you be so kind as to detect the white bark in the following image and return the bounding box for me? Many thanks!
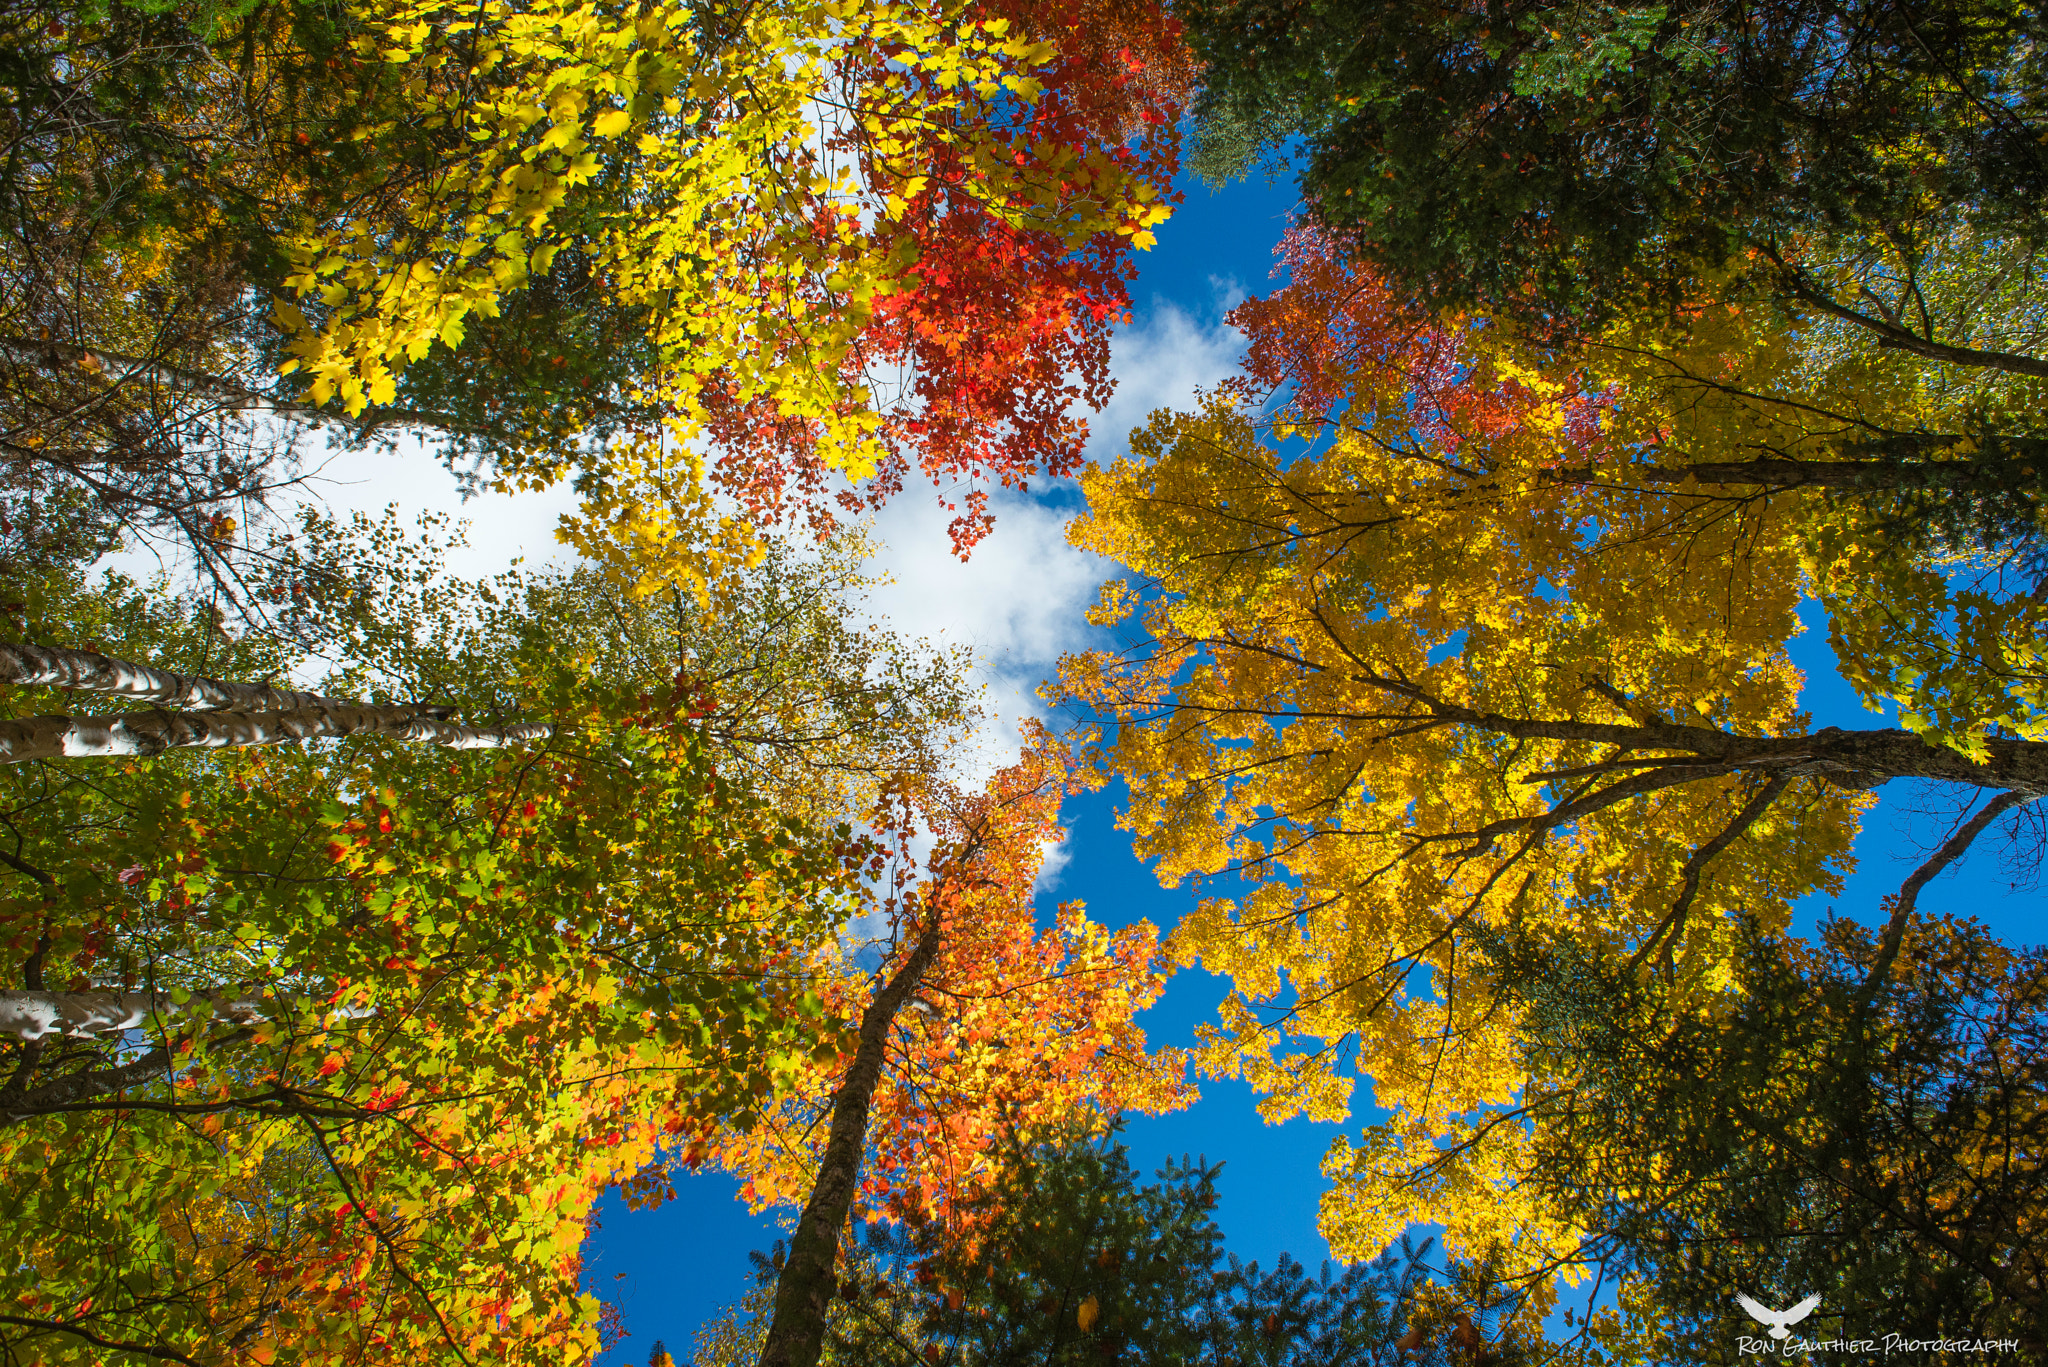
[0,644,550,761]
[0,987,369,1040]
[0,705,553,762]
[0,642,393,714]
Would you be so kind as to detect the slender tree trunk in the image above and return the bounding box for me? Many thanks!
[1778,279,2048,380]
[0,643,547,760]
[0,990,370,1125]
[0,642,420,714]
[1853,791,2030,1020]
[0,704,550,762]
[0,986,337,1040]
[758,917,943,1367]
[1636,458,1990,490]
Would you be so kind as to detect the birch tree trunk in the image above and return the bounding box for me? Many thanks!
[0,643,549,761]
[757,916,943,1367]
[0,642,410,714]
[0,705,552,762]
[0,987,370,1040]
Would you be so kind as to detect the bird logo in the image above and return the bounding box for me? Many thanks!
[1735,1293,1822,1340]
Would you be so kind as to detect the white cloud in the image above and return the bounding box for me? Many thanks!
[1032,828,1074,896]
[296,437,583,580]
[1207,275,1250,313]
[858,484,1105,784]
[95,292,1243,795]
[1083,290,1246,468]
[852,291,1246,789]
[97,431,583,592]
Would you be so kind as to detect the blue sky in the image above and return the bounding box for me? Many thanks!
[582,168,1355,1366]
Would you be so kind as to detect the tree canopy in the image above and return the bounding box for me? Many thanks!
[5,0,1188,599]
[694,1130,1542,1367]
[1183,0,2048,342]
[7,2,2047,1362]
[0,525,897,1363]
[1056,217,2048,1351]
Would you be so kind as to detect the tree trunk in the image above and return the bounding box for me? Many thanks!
[1422,695,2048,797]
[0,987,368,1040]
[1636,458,1979,490]
[757,917,943,1367]
[1539,453,2041,495]
[0,642,423,715]
[0,704,551,762]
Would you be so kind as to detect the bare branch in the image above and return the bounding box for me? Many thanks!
[1854,791,2031,1017]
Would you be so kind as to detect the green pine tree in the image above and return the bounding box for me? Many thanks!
[697,1128,1549,1366]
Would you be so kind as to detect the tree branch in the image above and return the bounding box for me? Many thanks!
[289,1102,478,1367]
[0,1313,205,1366]
[1853,791,2029,1019]
[1774,274,2048,379]
[1626,774,1794,977]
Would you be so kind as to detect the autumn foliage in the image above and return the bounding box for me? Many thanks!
[712,728,1193,1234]
[1056,189,2048,1353]
[0,669,860,1363]
[16,0,2048,1362]
[700,0,1194,554]
[254,0,1189,572]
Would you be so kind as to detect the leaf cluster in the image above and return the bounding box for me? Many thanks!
[1183,0,2048,339]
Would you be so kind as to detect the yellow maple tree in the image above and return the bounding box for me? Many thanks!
[1051,228,2048,1292]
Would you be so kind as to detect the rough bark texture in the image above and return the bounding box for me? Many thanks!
[0,642,403,714]
[1410,695,2048,797]
[1532,452,2045,495]
[0,705,552,762]
[1636,458,1986,490]
[757,916,944,1367]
